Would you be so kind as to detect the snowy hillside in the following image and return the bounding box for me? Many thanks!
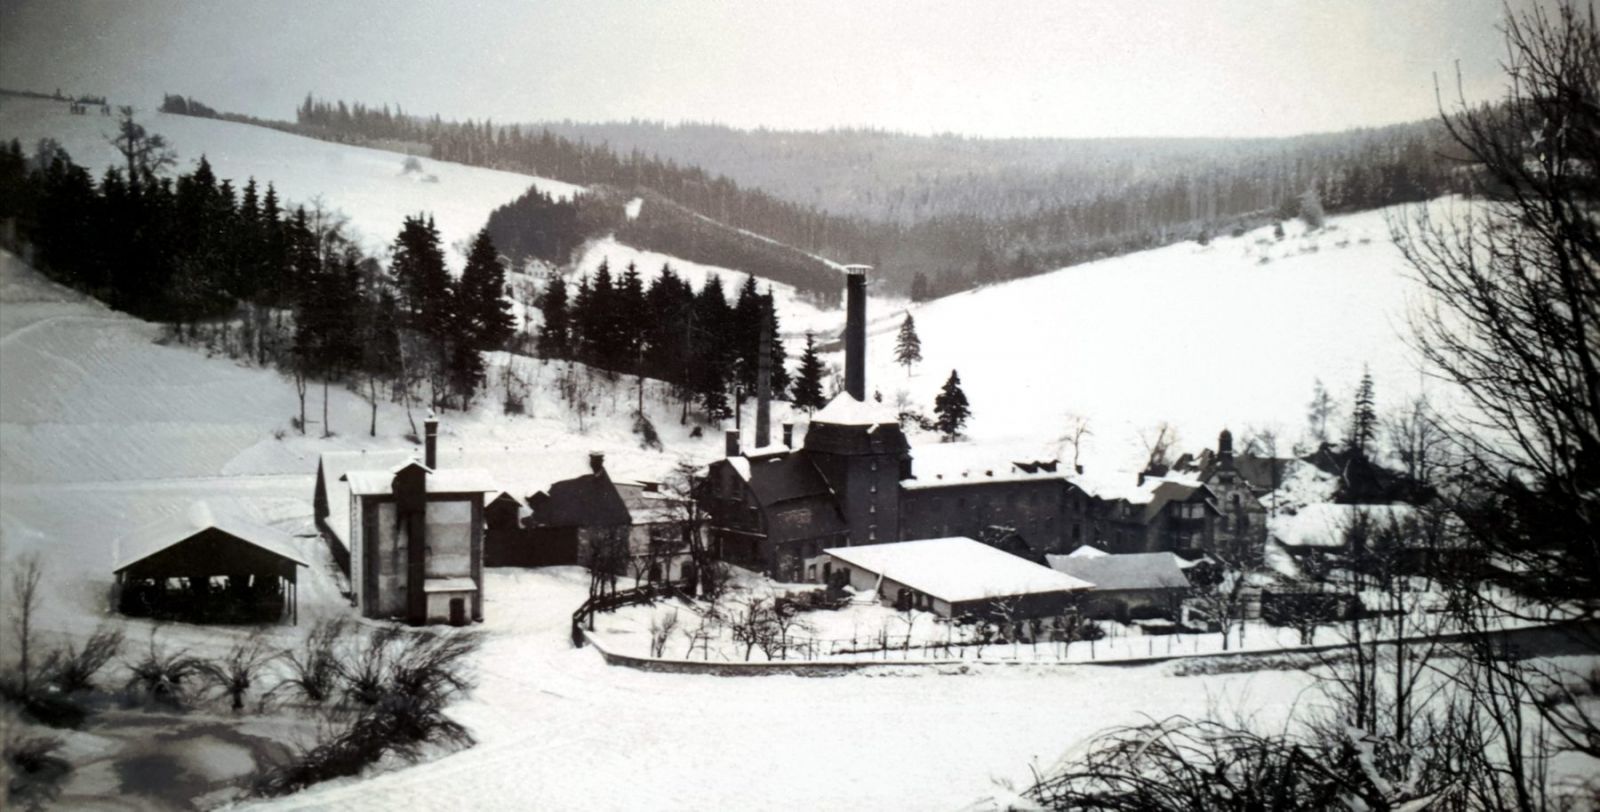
[856,206,1450,472]
[0,248,759,635]
[0,95,581,266]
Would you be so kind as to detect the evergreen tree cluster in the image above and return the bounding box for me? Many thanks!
[0,134,515,421]
[481,184,609,265]
[537,263,790,422]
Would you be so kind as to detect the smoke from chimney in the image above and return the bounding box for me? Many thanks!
[844,265,868,401]
[424,414,438,469]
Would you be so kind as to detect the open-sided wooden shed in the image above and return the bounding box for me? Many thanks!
[112,502,308,624]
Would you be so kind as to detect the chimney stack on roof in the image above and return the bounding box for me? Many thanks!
[725,429,741,458]
[589,451,605,475]
[782,423,794,449]
[844,265,869,401]
[424,414,439,469]
[756,317,773,448]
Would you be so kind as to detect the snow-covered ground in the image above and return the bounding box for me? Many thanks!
[854,210,1449,474]
[0,95,581,267]
[252,567,1319,811]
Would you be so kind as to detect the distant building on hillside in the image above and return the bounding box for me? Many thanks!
[339,418,493,625]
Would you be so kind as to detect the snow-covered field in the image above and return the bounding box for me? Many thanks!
[253,567,1317,811]
[0,95,581,266]
[855,211,1445,474]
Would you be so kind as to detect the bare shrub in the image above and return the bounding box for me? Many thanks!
[2,727,71,811]
[40,626,124,693]
[123,634,202,707]
[195,634,272,712]
[269,617,347,704]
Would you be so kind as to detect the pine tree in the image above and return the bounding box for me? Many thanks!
[457,227,515,351]
[536,270,570,359]
[792,331,827,413]
[894,312,923,375]
[1307,378,1337,447]
[1345,366,1377,457]
[618,262,646,371]
[933,369,971,441]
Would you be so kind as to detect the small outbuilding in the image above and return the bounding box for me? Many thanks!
[112,502,307,624]
[1046,546,1191,621]
[821,537,1092,620]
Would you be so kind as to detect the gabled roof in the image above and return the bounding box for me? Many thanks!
[1047,551,1190,592]
[115,501,307,573]
[546,471,632,527]
[901,442,1069,491]
[1139,480,1217,524]
[317,449,417,546]
[344,466,497,496]
[715,452,849,541]
[824,537,1092,603]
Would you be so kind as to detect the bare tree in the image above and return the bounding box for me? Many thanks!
[108,107,175,180]
[6,556,42,694]
[1391,0,1600,774]
[1139,422,1179,476]
[1056,413,1093,471]
[648,609,679,658]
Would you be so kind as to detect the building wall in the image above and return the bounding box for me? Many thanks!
[355,494,483,622]
[899,479,1086,552]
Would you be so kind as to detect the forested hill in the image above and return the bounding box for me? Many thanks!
[160,93,1464,299]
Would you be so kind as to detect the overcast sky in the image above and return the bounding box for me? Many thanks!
[0,0,1529,139]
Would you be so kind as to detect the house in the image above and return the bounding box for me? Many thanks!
[313,448,416,574]
[517,453,695,582]
[342,418,493,625]
[1091,475,1221,557]
[1046,546,1191,621]
[821,537,1093,619]
[483,491,533,567]
[704,440,852,582]
[112,501,307,624]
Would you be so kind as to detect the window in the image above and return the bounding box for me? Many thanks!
[868,525,877,541]
[870,461,879,472]
[869,504,877,514]
[870,484,878,494]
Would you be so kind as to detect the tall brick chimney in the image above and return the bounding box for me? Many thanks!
[844,265,869,401]
[755,318,772,448]
[424,414,438,469]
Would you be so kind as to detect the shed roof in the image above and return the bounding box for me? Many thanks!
[824,537,1092,603]
[1047,551,1190,592]
[114,501,307,573]
[546,472,632,527]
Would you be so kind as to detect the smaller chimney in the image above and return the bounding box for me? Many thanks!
[424,414,439,469]
[782,423,794,449]
[589,451,605,475]
[725,429,741,458]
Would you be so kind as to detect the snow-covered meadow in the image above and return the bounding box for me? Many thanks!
[0,95,581,267]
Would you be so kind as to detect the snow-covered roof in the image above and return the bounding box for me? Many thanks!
[1271,502,1418,548]
[1066,545,1109,559]
[1047,552,1190,592]
[902,442,1068,490]
[422,577,478,593]
[812,394,900,427]
[823,537,1092,603]
[318,449,418,546]
[114,501,307,572]
[344,466,498,496]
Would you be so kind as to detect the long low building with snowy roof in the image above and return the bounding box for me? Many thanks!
[1046,547,1191,621]
[822,537,1093,619]
[112,501,307,624]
